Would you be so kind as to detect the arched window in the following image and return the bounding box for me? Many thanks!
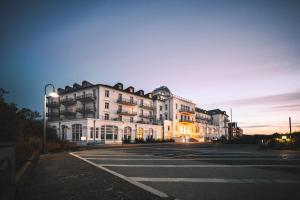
[72,124,82,141]
[124,126,132,140]
[136,127,143,139]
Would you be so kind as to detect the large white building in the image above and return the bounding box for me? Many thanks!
[47,81,229,144]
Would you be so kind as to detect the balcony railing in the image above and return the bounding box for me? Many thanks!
[117,97,137,106]
[60,98,77,106]
[139,113,154,119]
[117,109,137,116]
[179,119,194,123]
[46,112,59,118]
[46,101,60,108]
[179,109,195,114]
[139,103,154,110]
[60,109,77,116]
[76,93,96,102]
[76,107,95,114]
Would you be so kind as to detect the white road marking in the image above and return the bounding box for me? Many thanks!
[69,153,169,198]
[99,164,300,168]
[73,154,152,157]
[129,177,300,184]
[83,158,300,161]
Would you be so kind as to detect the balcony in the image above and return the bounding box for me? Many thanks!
[179,119,194,123]
[60,98,77,106]
[46,112,59,118]
[76,107,95,114]
[60,109,77,117]
[117,97,137,106]
[117,109,137,116]
[139,113,154,119]
[139,103,154,110]
[47,112,60,121]
[46,101,60,108]
[179,108,195,114]
[76,93,96,102]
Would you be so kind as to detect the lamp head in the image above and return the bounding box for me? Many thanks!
[49,91,59,98]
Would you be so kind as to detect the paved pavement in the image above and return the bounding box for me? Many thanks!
[71,144,300,200]
[21,151,172,200]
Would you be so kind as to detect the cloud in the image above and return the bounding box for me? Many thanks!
[242,125,272,128]
[270,104,300,111]
[221,91,300,106]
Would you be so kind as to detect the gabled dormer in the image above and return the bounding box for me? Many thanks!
[125,86,134,93]
[113,82,123,90]
[135,90,144,96]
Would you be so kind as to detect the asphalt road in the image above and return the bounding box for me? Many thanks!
[71,144,300,200]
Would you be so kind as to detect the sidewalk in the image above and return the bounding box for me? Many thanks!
[21,152,172,200]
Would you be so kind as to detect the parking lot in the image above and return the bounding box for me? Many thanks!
[71,144,300,200]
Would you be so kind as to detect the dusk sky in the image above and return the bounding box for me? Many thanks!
[1,0,299,134]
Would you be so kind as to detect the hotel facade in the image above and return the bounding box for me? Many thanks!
[47,81,229,144]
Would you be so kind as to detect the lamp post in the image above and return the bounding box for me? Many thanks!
[121,122,125,146]
[43,84,59,153]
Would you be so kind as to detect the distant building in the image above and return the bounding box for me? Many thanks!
[47,81,229,144]
[228,122,243,139]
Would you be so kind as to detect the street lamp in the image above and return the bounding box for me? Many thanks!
[43,84,59,153]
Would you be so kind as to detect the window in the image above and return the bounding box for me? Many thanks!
[130,117,133,122]
[101,126,105,139]
[90,127,94,138]
[165,113,168,120]
[96,128,99,138]
[167,126,170,131]
[72,124,82,141]
[105,90,109,97]
[159,114,163,120]
[101,125,118,141]
[118,93,122,100]
[176,103,178,109]
[159,106,162,111]
[93,89,96,97]
[124,126,132,140]
[157,130,162,140]
[165,104,168,110]
[136,127,143,139]
[105,102,109,109]
[119,115,122,121]
[105,113,109,120]
[130,96,133,103]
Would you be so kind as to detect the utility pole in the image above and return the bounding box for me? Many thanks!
[289,117,292,144]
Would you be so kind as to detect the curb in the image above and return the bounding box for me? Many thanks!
[15,150,40,196]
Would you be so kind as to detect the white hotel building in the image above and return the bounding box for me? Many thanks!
[47,81,229,144]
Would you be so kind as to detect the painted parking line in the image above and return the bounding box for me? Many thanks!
[98,164,300,168]
[69,152,169,198]
[129,177,300,184]
[74,154,152,157]
[83,158,300,161]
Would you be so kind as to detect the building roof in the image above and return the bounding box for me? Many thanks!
[207,109,228,116]
[58,81,153,99]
